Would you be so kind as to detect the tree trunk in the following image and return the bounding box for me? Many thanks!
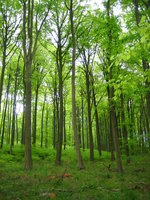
[55,29,63,163]
[86,117,89,148]
[0,74,10,148]
[10,56,20,154]
[109,84,123,172]
[81,95,85,150]
[91,72,101,156]
[85,65,94,161]
[45,105,49,148]
[33,85,39,145]
[21,91,26,145]
[41,94,46,148]
[22,64,26,145]
[77,107,81,146]
[64,102,66,150]
[8,96,13,145]
[16,114,19,144]
[121,92,130,163]
[53,96,56,149]
[70,0,84,169]
[24,60,32,169]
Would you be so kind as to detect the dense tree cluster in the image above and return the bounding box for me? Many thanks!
[0,0,149,172]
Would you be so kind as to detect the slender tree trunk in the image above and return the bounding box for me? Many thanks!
[56,37,63,164]
[141,95,150,134]
[91,73,101,156]
[106,85,115,160]
[21,91,26,145]
[70,0,84,169]
[8,96,13,145]
[64,102,66,150]
[41,94,46,148]
[86,117,89,148]
[53,96,56,149]
[22,64,26,145]
[24,60,32,169]
[33,85,39,145]
[109,84,123,172]
[16,114,19,144]
[81,95,85,150]
[106,0,123,172]
[23,0,49,170]
[10,56,20,154]
[77,107,81,146]
[45,105,49,148]
[85,66,94,161]
[121,92,130,163]
[1,74,10,148]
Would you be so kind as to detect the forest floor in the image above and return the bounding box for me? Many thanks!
[0,146,150,200]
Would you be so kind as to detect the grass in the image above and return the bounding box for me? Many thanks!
[0,145,150,200]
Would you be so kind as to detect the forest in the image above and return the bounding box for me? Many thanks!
[0,0,150,199]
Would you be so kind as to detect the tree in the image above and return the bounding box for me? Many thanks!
[22,0,50,170]
[68,0,84,169]
[0,0,21,110]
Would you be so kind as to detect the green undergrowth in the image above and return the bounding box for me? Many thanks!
[0,145,150,200]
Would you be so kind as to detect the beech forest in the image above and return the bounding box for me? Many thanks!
[0,0,150,199]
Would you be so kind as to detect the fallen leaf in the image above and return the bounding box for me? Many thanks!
[63,173,72,178]
[50,176,56,180]
[49,192,56,199]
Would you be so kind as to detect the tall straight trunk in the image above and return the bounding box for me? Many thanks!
[106,0,123,172]
[104,114,109,152]
[69,121,71,146]
[85,66,94,161]
[0,74,10,148]
[10,56,20,154]
[24,60,32,169]
[77,107,81,146]
[8,96,13,145]
[121,92,130,163]
[109,103,115,161]
[16,114,19,144]
[56,30,63,164]
[64,102,66,150]
[33,85,39,144]
[69,0,84,169]
[107,86,115,160]
[23,0,49,170]
[81,96,85,150]
[86,117,88,148]
[141,95,150,134]
[91,73,101,156]
[21,91,26,144]
[56,94,59,142]
[139,106,144,151]
[53,76,57,149]
[110,101,123,172]
[45,105,49,148]
[117,112,122,146]
[41,94,46,148]
[53,97,56,149]
[22,64,26,145]
[6,99,10,144]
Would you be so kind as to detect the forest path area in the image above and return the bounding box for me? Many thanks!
[0,146,150,200]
